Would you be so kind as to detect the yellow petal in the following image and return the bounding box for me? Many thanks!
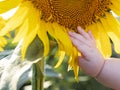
[68,47,79,79]
[106,14,120,36]
[0,16,5,29]
[21,4,40,58]
[86,22,112,58]
[38,21,49,57]
[74,63,79,80]
[52,23,73,56]
[71,47,79,80]
[0,1,29,36]
[0,0,22,13]
[13,18,28,43]
[54,51,65,68]
[46,23,56,38]
[110,0,120,16]
[96,22,112,58]
[101,13,120,53]
[0,36,7,46]
[110,6,120,16]
[86,23,103,53]
[46,23,64,58]
[21,26,37,59]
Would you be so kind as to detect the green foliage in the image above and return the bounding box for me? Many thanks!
[4,38,17,50]
[45,64,112,90]
[0,33,115,90]
[45,49,112,90]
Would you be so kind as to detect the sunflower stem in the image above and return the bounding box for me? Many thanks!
[32,59,44,90]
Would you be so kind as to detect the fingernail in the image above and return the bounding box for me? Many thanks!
[68,31,73,35]
[88,30,92,33]
[77,26,83,30]
[77,26,80,29]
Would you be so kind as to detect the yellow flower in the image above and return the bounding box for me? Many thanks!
[0,0,120,80]
[0,16,7,51]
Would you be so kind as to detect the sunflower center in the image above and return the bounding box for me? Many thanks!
[50,0,89,18]
[29,0,111,30]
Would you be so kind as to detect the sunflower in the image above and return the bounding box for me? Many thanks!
[0,0,120,80]
[0,16,7,51]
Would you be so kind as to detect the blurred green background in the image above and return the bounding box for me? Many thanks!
[44,53,112,90]
[1,32,119,90]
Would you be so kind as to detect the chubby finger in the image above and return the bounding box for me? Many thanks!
[68,31,86,42]
[69,36,89,54]
[88,31,96,45]
[77,26,90,39]
[68,31,95,47]
[88,31,95,41]
[69,36,83,46]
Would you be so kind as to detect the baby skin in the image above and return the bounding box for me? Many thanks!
[68,26,120,90]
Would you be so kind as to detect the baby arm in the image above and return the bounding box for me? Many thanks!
[68,26,120,90]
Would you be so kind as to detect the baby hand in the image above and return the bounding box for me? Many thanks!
[68,26,105,77]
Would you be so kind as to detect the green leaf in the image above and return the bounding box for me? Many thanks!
[25,36,44,61]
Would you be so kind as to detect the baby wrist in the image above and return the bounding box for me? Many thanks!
[94,60,106,78]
